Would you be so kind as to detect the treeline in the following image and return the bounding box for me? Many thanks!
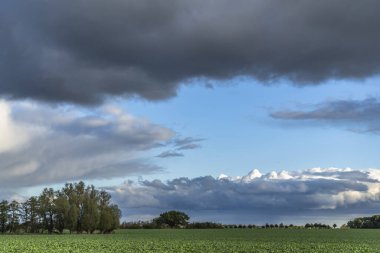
[120,221,334,229]
[304,223,332,229]
[0,181,121,234]
[226,223,333,229]
[346,215,380,229]
[120,210,225,229]
[120,221,224,229]
[120,210,335,229]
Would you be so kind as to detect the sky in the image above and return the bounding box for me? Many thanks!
[1,0,380,225]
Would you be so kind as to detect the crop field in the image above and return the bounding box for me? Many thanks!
[1,229,380,252]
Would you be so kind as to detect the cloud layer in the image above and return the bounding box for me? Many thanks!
[110,168,380,222]
[0,101,29,153]
[156,137,203,158]
[271,98,380,133]
[0,100,178,187]
[2,1,380,104]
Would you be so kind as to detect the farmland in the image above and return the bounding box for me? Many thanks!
[1,229,380,252]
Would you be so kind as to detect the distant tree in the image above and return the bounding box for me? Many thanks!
[346,215,380,229]
[20,201,30,232]
[67,205,79,233]
[0,200,9,233]
[154,210,190,228]
[109,204,121,230]
[62,183,79,233]
[74,181,86,233]
[372,215,380,227]
[82,185,100,234]
[39,188,55,234]
[8,200,20,233]
[98,190,120,233]
[20,197,41,233]
[54,190,69,233]
[333,224,337,229]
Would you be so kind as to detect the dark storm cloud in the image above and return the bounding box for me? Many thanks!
[2,0,380,104]
[109,168,380,219]
[271,98,380,133]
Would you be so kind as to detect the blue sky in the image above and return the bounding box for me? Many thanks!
[118,77,380,180]
[2,0,380,225]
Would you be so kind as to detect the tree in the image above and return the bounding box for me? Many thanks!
[39,188,55,234]
[8,200,20,233]
[54,190,69,233]
[109,204,121,230]
[27,197,40,233]
[0,181,121,234]
[62,183,79,233]
[346,215,380,229]
[0,200,9,233]
[82,185,100,234]
[154,210,189,228]
[97,190,120,233]
[333,224,337,229]
[20,201,30,232]
[74,181,86,233]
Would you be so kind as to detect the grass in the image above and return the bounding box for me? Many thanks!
[1,229,380,252]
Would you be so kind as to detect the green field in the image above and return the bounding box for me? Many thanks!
[1,229,380,252]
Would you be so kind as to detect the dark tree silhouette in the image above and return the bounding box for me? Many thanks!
[154,210,190,228]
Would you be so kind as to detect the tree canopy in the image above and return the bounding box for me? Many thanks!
[153,210,190,228]
[347,215,380,229]
[0,181,121,234]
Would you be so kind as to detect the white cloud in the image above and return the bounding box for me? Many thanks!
[368,169,380,181]
[241,169,262,182]
[110,168,380,221]
[0,100,29,153]
[0,100,178,188]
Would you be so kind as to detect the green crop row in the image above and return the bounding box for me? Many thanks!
[0,229,380,252]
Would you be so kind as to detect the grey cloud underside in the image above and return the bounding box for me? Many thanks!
[2,0,380,104]
[156,137,203,158]
[109,168,380,219]
[156,151,184,158]
[173,137,203,150]
[271,98,380,133]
